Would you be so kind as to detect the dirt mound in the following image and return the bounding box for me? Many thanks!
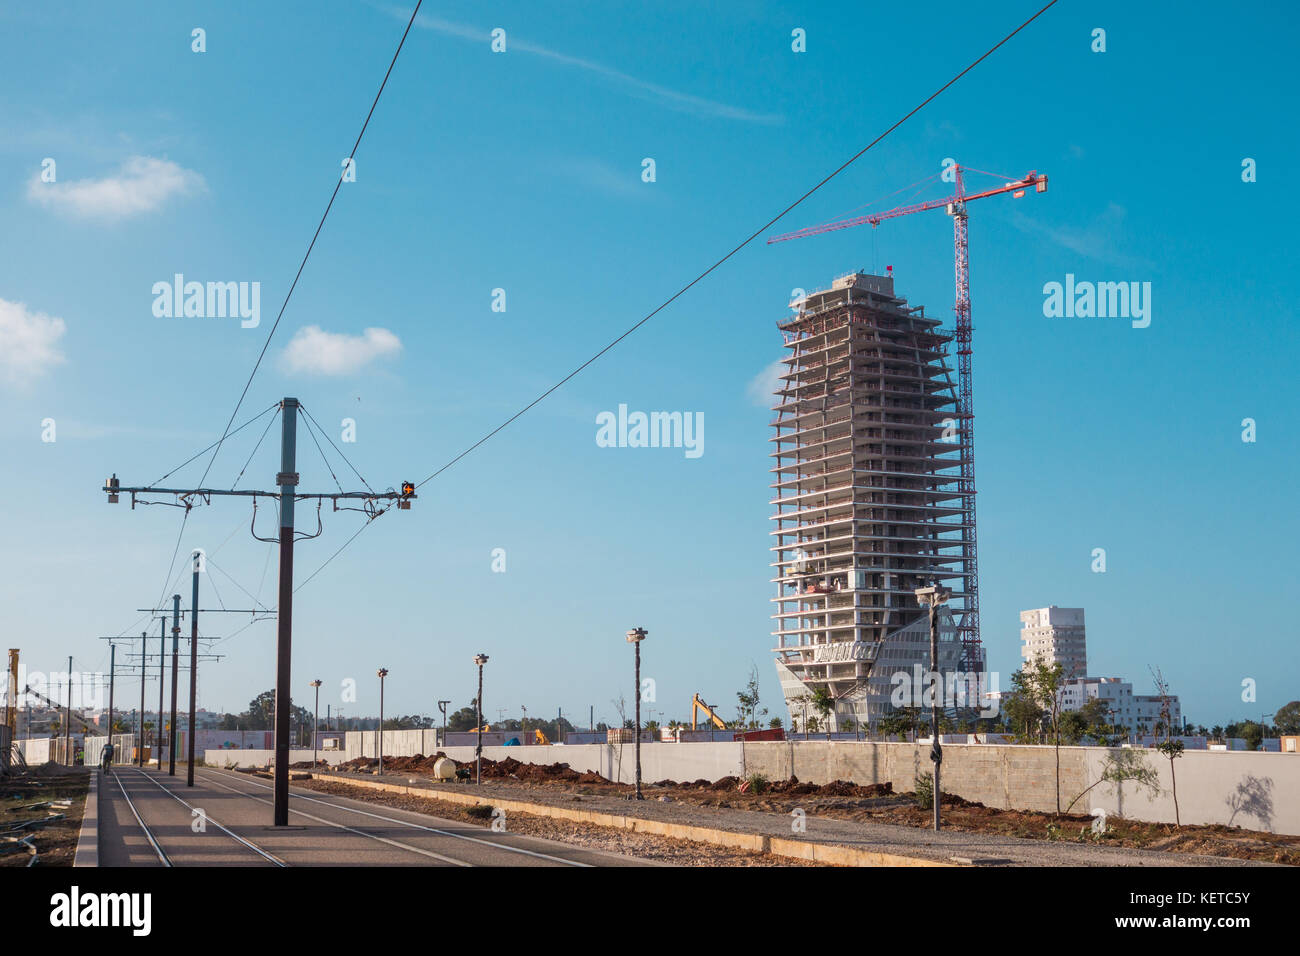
[815,779,894,798]
[474,756,610,784]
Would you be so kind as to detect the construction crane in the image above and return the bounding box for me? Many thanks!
[691,694,726,731]
[23,685,101,735]
[768,163,1049,682]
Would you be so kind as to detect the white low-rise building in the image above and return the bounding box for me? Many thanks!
[1059,675,1181,734]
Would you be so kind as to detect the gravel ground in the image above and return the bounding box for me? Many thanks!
[302,779,822,866]
[0,766,88,867]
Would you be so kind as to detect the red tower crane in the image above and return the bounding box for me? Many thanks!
[767,163,1049,684]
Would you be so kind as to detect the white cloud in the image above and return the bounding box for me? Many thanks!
[1010,202,1151,269]
[389,6,782,124]
[552,156,646,198]
[0,298,67,386]
[27,156,205,221]
[280,325,402,376]
[747,360,786,407]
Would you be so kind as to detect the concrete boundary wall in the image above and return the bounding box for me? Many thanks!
[742,741,1300,834]
[207,734,1300,834]
[344,729,444,761]
[321,739,1300,835]
[203,749,348,768]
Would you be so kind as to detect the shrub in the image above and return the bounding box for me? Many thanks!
[913,773,933,810]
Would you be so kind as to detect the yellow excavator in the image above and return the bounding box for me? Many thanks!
[691,694,727,730]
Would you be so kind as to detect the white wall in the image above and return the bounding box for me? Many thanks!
[321,739,1300,836]
[203,749,348,768]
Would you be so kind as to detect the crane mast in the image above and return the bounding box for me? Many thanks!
[949,165,979,678]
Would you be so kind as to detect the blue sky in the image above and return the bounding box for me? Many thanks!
[1,1,1295,729]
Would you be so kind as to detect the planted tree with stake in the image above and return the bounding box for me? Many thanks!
[810,685,834,740]
[1021,660,1066,814]
[1150,666,1184,826]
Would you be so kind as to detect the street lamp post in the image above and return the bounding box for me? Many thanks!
[914,584,951,832]
[437,700,450,749]
[626,628,647,800]
[376,669,388,775]
[309,680,322,770]
[473,655,488,784]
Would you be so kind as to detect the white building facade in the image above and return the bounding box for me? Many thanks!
[1020,606,1088,679]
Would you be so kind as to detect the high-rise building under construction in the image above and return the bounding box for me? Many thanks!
[769,272,977,732]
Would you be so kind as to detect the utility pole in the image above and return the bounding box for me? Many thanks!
[104,396,416,825]
[157,617,164,768]
[105,632,218,771]
[133,599,259,785]
[169,594,180,776]
[107,643,116,760]
[914,584,950,832]
[473,654,488,784]
[138,633,146,767]
[272,397,298,820]
[186,553,200,785]
[310,680,322,769]
[377,668,388,775]
[64,655,72,766]
[626,628,647,800]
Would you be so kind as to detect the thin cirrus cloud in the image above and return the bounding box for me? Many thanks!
[0,297,67,387]
[26,156,205,221]
[386,5,782,125]
[280,325,403,376]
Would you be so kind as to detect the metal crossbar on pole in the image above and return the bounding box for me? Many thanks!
[103,397,416,825]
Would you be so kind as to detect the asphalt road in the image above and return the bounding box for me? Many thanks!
[97,765,650,867]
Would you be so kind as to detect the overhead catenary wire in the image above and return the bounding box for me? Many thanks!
[144,402,280,490]
[193,0,425,490]
[298,410,344,495]
[205,557,275,615]
[414,0,1059,491]
[232,405,282,491]
[126,0,424,646]
[299,403,373,494]
[286,0,1061,595]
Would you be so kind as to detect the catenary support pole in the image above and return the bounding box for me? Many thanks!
[157,617,164,768]
[107,643,116,763]
[138,633,146,767]
[187,552,200,786]
[272,397,299,826]
[169,594,180,775]
[64,656,72,766]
